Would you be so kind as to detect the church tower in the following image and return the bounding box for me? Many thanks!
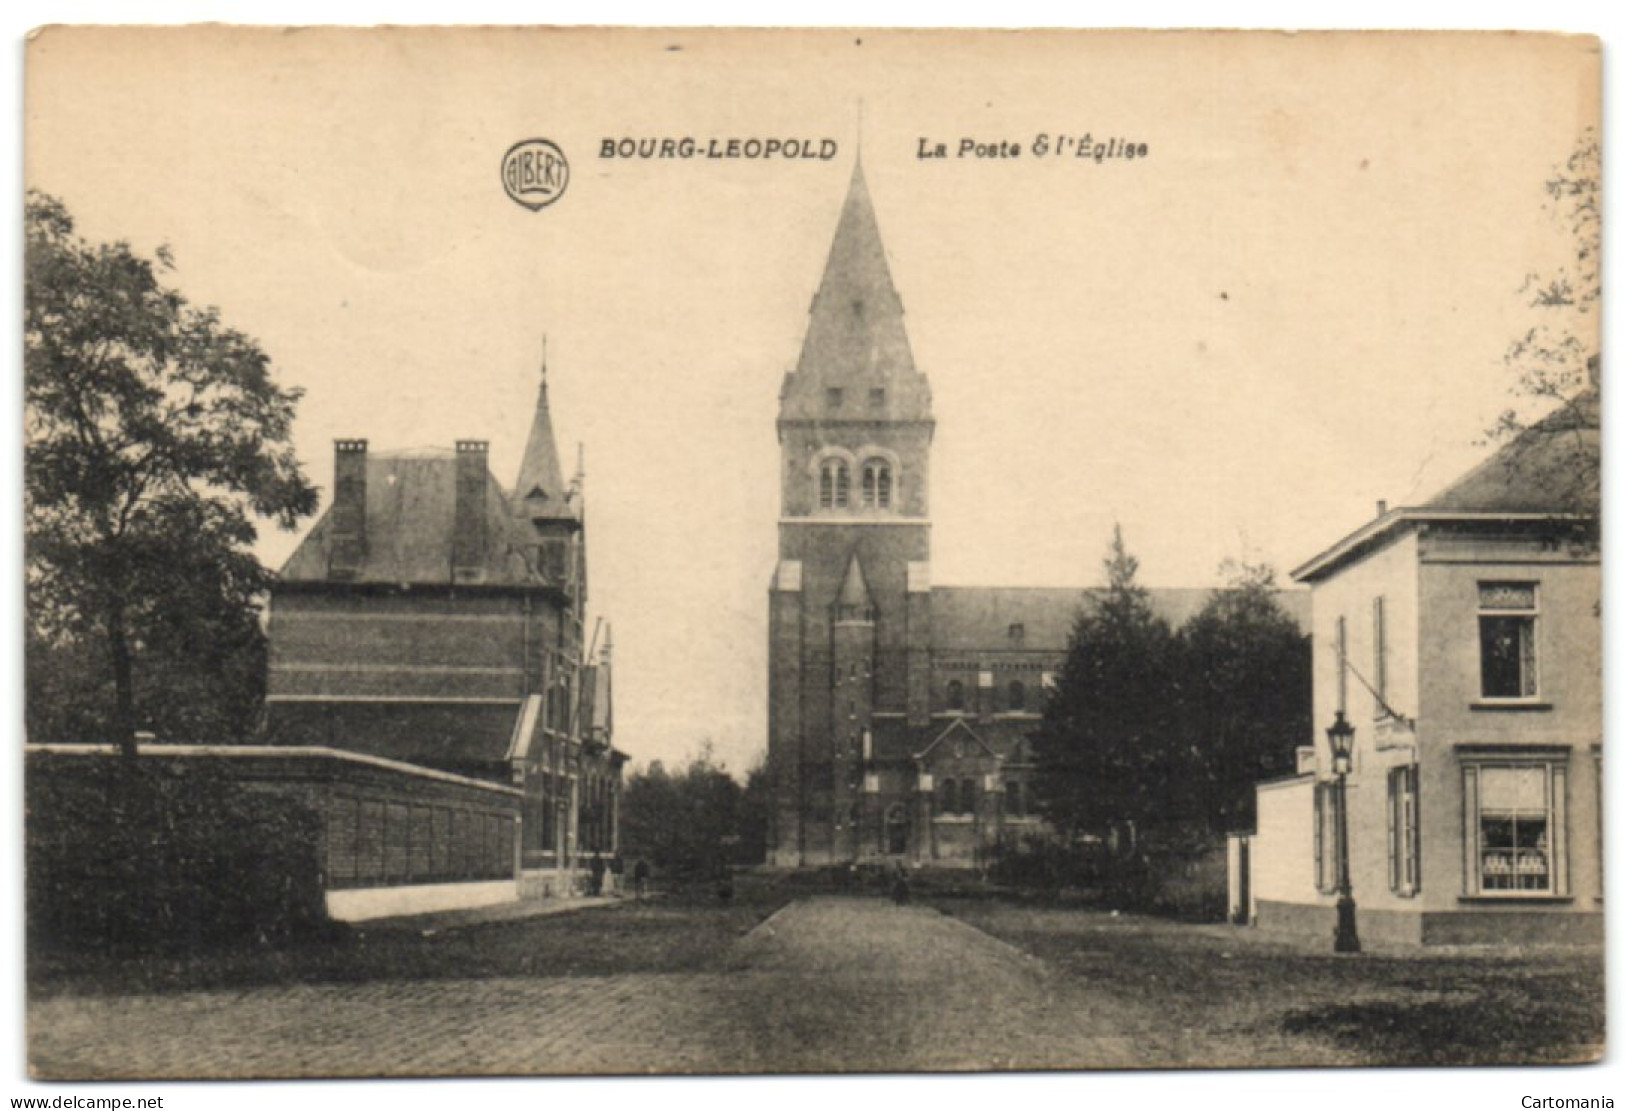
[768,160,935,866]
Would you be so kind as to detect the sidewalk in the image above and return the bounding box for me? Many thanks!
[357,892,630,935]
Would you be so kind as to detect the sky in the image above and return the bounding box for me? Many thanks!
[24,27,1598,780]
[7,6,1622,1110]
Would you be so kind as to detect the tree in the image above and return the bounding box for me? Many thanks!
[618,745,761,879]
[1179,559,1312,832]
[25,191,318,756]
[1490,130,1600,520]
[1030,525,1182,839]
[736,761,772,867]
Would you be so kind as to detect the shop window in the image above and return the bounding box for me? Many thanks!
[1463,758,1568,896]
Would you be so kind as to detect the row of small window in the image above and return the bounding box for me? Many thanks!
[1337,582,1542,715]
[1315,759,1575,897]
[944,678,1032,712]
[934,778,1028,816]
[819,458,893,510]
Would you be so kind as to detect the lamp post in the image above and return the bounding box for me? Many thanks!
[1327,710,1361,954]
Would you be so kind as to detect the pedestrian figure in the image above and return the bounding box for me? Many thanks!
[891,863,911,905]
[633,858,650,903]
[589,853,606,896]
[717,862,734,903]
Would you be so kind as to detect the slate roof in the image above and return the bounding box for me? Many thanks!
[929,585,1311,651]
[1293,392,1599,582]
[779,159,933,424]
[279,449,547,588]
[513,375,580,522]
[1424,392,1599,514]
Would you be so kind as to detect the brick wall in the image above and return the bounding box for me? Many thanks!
[27,745,522,893]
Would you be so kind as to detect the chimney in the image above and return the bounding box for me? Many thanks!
[328,439,368,579]
[452,441,490,582]
[1376,499,1389,517]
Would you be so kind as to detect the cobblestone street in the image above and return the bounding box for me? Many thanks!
[30,896,1308,1078]
[37,891,1600,1078]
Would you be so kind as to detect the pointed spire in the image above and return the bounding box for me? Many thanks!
[514,346,576,521]
[780,160,931,423]
[812,157,902,320]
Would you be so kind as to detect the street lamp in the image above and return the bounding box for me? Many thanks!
[1326,710,1361,954]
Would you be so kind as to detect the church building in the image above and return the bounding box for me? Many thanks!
[766,163,1306,868]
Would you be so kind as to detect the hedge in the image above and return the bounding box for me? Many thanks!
[26,755,329,954]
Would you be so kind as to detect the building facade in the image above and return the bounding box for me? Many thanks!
[1246,401,1601,944]
[767,164,1308,868]
[266,369,624,898]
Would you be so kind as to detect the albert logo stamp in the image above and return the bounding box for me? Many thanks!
[502,139,570,211]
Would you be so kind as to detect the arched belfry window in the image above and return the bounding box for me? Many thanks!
[819,459,850,509]
[861,459,893,510]
[946,680,965,712]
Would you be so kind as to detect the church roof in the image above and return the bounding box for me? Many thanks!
[778,160,933,424]
[513,371,579,521]
[279,450,547,588]
[929,585,1311,651]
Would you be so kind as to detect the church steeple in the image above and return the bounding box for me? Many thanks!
[779,159,933,425]
[514,346,577,523]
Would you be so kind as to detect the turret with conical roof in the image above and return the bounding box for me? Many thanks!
[514,351,579,526]
[513,351,585,617]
